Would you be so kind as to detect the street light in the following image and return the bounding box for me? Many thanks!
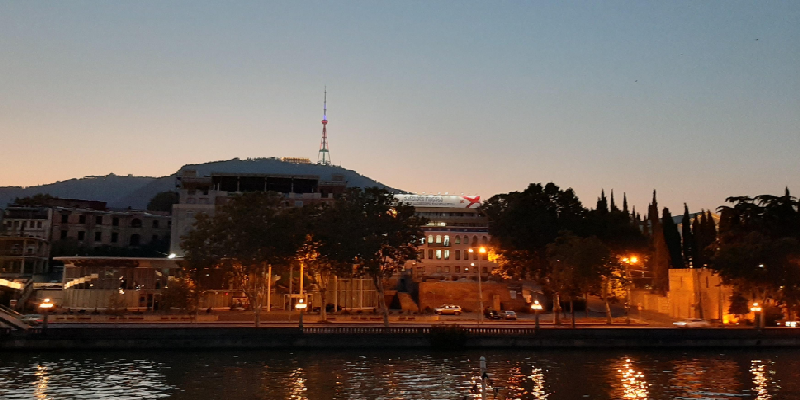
[39,298,54,331]
[295,298,308,330]
[750,302,763,330]
[531,300,543,331]
[469,247,487,324]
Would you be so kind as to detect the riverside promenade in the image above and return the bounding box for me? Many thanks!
[3,325,800,350]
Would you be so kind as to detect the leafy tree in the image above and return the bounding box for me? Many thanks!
[546,233,614,327]
[482,183,586,280]
[12,193,58,207]
[314,188,426,327]
[147,191,180,213]
[160,277,196,313]
[180,192,306,327]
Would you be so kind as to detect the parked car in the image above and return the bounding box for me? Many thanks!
[777,320,799,328]
[673,319,711,328]
[485,309,502,320]
[21,314,43,326]
[503,311,517,320]
[435,304,462,315]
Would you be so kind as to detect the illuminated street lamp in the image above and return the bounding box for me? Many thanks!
[469,247,487,324]
[295,298,308,330]
[750,302,763,330]
[39,298,54,331]
[531,300,544,331]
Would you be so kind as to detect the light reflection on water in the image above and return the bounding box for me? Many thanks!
[1,350,799,399]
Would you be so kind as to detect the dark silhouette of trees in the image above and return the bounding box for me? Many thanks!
[662,208,684,269]
[681,204,694,267]
[147,191,179,213]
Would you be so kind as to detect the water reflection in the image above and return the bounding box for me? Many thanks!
[1,350,799,399]
[612,357,649,399]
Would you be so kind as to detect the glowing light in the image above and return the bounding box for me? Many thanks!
[531,300,543,311]
[751,303,762,313]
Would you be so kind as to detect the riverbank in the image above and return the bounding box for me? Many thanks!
[3,326,800,350]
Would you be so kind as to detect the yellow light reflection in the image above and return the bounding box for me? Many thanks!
[529,366,547,399]
[615,358,649,399]
[288,367,308,400]
[34,364,50,400]
[750,360,773,400]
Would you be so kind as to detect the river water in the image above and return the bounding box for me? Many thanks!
[1,348,799,399]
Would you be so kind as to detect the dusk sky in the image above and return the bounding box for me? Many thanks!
[1,1,798,215]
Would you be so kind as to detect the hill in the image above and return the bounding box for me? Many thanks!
[0,158,397,210]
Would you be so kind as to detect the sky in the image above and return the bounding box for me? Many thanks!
[1,1,798,215]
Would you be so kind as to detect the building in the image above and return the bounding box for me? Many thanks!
[170,169,347,256]
[396,194,498,282]
[2,200,172,255]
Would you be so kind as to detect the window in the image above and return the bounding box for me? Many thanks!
[60,230,68,239]
[61,214,69,223]
[78,231,85,240]
[418,250,425,259]
[472,236,478,246]
[435,235,442,244]
[435,250,442,260]
[455,235,461,244]
[95,216,103,224]
[416,266,424,275]
[428,249,434,259]
[482,236,488,244]
[152,235,159,242]
[111,232,119,243]
[152,220,159,229]
[443,235,450,246]
[112,218,119,227]
[37,221,42,228]
[131,219,142,228]
[483,267,488,274]
[427,235,434,243]
[94,232,101,241]
[436,266,442,273]
[444,250,450,260]
[455,266,461,273]
[79,215,86,224]
[444,266,450,273]
[473,251,478,260]
[420,237,426,245]
[21,221,26,228]
[455,250,461,260]
[129,234,141,246]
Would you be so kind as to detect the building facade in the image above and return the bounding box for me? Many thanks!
[396,194,498,282]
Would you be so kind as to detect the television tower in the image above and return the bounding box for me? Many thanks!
[317,88,331,165]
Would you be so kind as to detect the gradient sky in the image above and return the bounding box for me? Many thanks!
[1,1,798,215]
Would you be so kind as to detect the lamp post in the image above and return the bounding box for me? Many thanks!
[296,298,307,330]
[531,300,543,331]
[39,298,54,331]
[469,247,487,324]
[750,302,763,331]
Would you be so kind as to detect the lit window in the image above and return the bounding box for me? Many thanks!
[444,235,450,246]
[436,235,442,244]
[435,250,442,260]
[455,235,461,244]
[444,250,450,260]
[428,235,434,243]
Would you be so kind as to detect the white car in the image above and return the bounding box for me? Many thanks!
[434,304,462,315]
[21,314,44,325]
[673,319,712,328]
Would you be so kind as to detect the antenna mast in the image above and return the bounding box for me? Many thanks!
[317,87,331,165]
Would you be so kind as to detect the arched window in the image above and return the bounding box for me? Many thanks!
[455,235,461,244]
[482,236,488,244]
[435,235,442,244]
[427,235,434,244]
[472,236,478,246]
[131,219,142,228]
[443,235,450,246]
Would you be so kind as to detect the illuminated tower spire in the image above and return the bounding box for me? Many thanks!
[317,87,331,165]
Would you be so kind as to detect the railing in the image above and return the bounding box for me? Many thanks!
[301,326,540,335]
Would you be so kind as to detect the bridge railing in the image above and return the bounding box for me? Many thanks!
[301,326,540,335]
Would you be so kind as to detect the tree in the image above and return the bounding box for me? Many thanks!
[315,188,426,327]
[648,191,670,294]
[180,192,306,327]
[662,208,684,269]
[160,277,196,313]
[147,191,180,213]
[482,183,586,281]
[681,204,694,267]
[546,233,614,328]
[12,193,58,207]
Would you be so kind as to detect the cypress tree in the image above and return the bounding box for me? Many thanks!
[662,207,684,269]
[681,203,694,268]
[622,193,629,216]
[649,190,670,293]
[610,189,619,212]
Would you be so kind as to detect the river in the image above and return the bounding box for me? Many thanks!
[1,348,799,399]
